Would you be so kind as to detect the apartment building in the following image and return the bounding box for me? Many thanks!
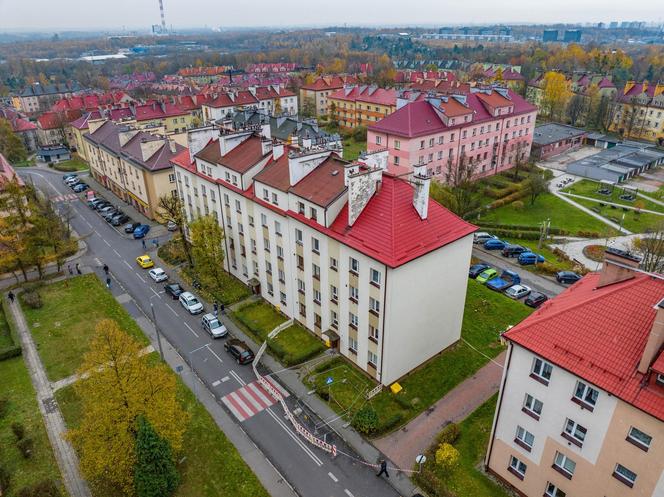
[172,126,476,385]
[12,82,84,116]
[328,86,398,129]
[367,87,537,182]
[83,120,184,219]
[36,109,82,147]
[299,75,358,117]
[486,248,664,497]
[610,81,664,146]
[202,87,298,123]
[526,72,617,110]
[0,106,37,152]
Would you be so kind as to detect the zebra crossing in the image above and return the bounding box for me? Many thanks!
[51,193,79,203]
[221,376,290,422]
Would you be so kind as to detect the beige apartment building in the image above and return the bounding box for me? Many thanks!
[486,248,664,497]
[299,75,358,117]
[172,125,476,385]
[83,120,185,219]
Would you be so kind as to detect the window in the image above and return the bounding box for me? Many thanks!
[250,238,257,253]
[515,426,535,451]
[299,302,306,317]
[369,297,380,314]
[562,419,587,447]
[312,263,321,279]
[349,257,359,274]
[297,279,305,293]
[348,336,358,352]
[274,221,282,235]
[573,381,598,409]
[313,289,321,304]
[553,452,576,478]
[278,269,285,283]
[310,207,318,221]
[277,245,284,259]
[419,140,425,149]
[295,228,303,245]
[330,285,338,302]
[627,426,652,451]
[330,257,338,270]
[314,313,321,329]
[375,135,381,145]
[298,202,305,215]
[655,373,664,386]
[312,237,320,254]
[531,357,553,384]
[262,188,269,201]
[224,193,230,206]
[368,350,378,367]
[394,139,400,150]
[261,213,268,226]
[267,282,274,296]
[264,238,270,252]
[508,456,527,479]
[369,325,379,341]
[253,261,259,275]
[297,255,304,270]
[265,261,272,274]
[235,199,242,213]
[349,286,359,301]
[544,482,566,497]
[614,464,637,487]
[523,394,543,420]
[331,310,338,328]
[238,223,244,235]
[349,312,358,328]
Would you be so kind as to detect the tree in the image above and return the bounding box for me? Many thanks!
[157,195,192,266]
[134,416,179,497]
[541,71,572,121]
[0,119,27,163]
[527,172,548,206]
[566,94,586,126]
[435,443,460,472]
[68,320,188,494]
[511,141,530,181]
[631,222,664,273]
[302,97,316,118]
[189,215,225,287]
[431,154,479,218]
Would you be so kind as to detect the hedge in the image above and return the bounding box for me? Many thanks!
[477,222,569,235]
[483,229,541,240]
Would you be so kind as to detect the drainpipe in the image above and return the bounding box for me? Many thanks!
[484,340,514,470]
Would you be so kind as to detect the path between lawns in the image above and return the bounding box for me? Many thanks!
[373,350,506,469]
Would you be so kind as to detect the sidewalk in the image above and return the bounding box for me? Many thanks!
[560,192,664,216]
[6,292,92,497]
[374,351,506,469]
[550,233,644,271]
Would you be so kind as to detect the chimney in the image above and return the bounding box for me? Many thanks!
[272,142,284,160]
[347,164,383,226]
[597,247,641,288]
[261,122,271,141]
[261,137,273,156]
[288,149,329,186]
[168,139,177,153]
[343,162,360,186]
[638,299,664,374]
[119,128,140,147]
[412,164,431,220]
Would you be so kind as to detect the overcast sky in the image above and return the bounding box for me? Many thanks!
[0,0,661,31]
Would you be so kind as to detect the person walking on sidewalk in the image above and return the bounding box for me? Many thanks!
[76,263,81,275]
[213,301,219,317]
[7,291,14,303]
[376,459,389,478]
[106,277,112,289]
[103,264,109,275]
[141,239,146,250]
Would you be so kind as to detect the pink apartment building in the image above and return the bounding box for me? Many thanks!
[367,87,538,181]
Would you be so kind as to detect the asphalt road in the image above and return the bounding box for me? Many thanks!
[22,168,399,497]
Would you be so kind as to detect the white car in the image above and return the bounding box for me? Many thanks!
[201,313,228,338]
[505,284,532,300]
[148,268,168,282]
[179,291,204,314]
[473,232,496,244]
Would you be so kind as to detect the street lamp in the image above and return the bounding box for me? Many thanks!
[149,294,165,361]
[187,343,209,397]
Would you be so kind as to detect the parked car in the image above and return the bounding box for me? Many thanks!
[483,239,507,251]
[505,284,532,300]
[476,268,498,284]
[98,205,115,216]
[518,252,545,265]
[556,271,582,284]
[501,244,527,258]
[73,183,89,193]
[166,220,178,231]
[525,292,549,308]
[201,313,228,338]
[473,232,496,244]
[148,268,168,282]
[487,270,521,292]
[133,224,150,239]
[136,255,154,269]
[62,173,77,182]
[65,176,80,186]
[469,263,491,279]
[224,338,254,364]
[164,283,184,299]
[103,209,120,221]
[87,197,104,208]
[94,201,111,211]
[111,214,129,226]
[124,222,141,233]
[179,292,204,314]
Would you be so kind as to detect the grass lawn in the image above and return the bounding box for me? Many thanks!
[0,305,14,350]
[12,158,36,167]
[55,354,269,497]
[305,280,533,436]
[562,179,664,213]
[480,192,613,236]
[342,137,366,161]
[51,158,89,172]
[570,197,663,233]
[181,268,251,306]
[503,238,576,272]
[415,394,510,497]
[0,355,62,497]
[232,301,325,366]
[20,274,148,382]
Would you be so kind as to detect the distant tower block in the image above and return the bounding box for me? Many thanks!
[159,0,166,33]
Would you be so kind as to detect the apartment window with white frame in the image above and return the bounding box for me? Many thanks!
[274,220,282,235]
[265,261,272,274]
[349,286,359,302]
[368,350,378,367]
[531,357,553,385]
[277,245,284,259]
[278,269,285,283]
[330,285,338,302]
[349,257,359,274]
[330,257,338,271]
[312,263,321,280]
[262,188,269,201]
[562,419,587,447]
[522,393,543,420]
[573,381,599,410]
[235,200,242,213]
[613,464,637,487]
[297,279,305,293]
[253,261,259,275]
[264,238,270,252]
[349,312,358,328]
[508,455,527,480]
[331,309,338,328]
[375,135,381,145]
[394,139,400,150]
[238,223,244,235]
[348,336,358,353]
[295,228,303,245]
[225,171,230,182]
[267,282,274,296]
[224,193,229,206]
[271,192,278,205]
[313,289,321,304]
[310,207,318,221]
[627,426,652,451]
[544,482,566,497]
[311,237,320,254]
[369,325,379,341]
[261,213,267,226]
[553,451,576,478]
[370,268,381,287]
[369,297,380,314]
[297,202,305,215]
[515,426,535,451]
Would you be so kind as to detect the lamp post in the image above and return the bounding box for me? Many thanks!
[149,296,165,361]
[187,343,209,397]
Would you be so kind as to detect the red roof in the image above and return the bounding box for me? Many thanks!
[69,111,102,130]
[196,135,268,174]
[505,272,664,421]
[37,110,82,130]
[301,75,358,91]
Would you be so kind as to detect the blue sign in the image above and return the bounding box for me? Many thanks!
[175,365,184,373]
[326,377,334,385]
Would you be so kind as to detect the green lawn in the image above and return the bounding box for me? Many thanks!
[415,394,510,497]
[52,158,89,172]
[562,179,664,213]
[305,280,533,436]
[0,305,14,350]
[11,158,36,167]
[570,197,663,233]
[342,137,366,161]
[55,355,269,497]
[181,268,251,306]
[503,238,576,272]
[480,192,613,236]
[20,274,149,382]
[232,301,325,366]
[0,355,63,497]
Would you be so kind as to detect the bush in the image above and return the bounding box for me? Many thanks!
[485,229,541,240]
[18,480,62,497]
[0,465,10,495]
[511,200,524,210]
[17,438,33,459]
[436,423,460,445]
[435,443,460,472]
[0,345,21,361]
[416,468,458,497]
[352,405,379,435]
[376,413,403,434]
[488,189,529,209]
[352,125,367,142]
[22,291,42,309]
[393,393,413,410]
[11,422,25,440]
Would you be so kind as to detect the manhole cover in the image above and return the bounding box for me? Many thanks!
[42,397,57,414]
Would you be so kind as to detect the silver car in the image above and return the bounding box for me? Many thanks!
[201,313,227,338]
[505,284,532,300]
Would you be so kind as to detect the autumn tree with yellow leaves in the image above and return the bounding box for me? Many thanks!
[68,320,188,494]
[541,71,572,121]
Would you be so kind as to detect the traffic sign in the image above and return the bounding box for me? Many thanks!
[326,376,334,385]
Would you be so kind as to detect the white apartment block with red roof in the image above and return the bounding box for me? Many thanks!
[367,86,537,182]
[486,248,664,497]
[172,125,476,385]
[201,86,298,123]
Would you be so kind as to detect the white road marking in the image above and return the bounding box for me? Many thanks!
[123,260,132,269]
[221,376,230,382]
[205,344,224,364]
[150,287,161,299]
[113,249,121,257]
[230,370,245,386]
[84,220,93,228]
[328,472,338,483]
[184,322,199,338]
[247,382,272,406]
[212,380,221,387]
[135,272,146,283]
[165,303,179,316]
[93,229,100,236]
[266,408,324,466]
[344,490,354,497]
[103,239,111,246]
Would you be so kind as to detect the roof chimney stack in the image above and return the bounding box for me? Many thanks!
[638,298,664,374]
[597,247,641,288]
[411,163,431,220]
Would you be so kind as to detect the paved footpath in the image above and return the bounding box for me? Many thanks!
[7,294,92,497]
[374,351,506,469]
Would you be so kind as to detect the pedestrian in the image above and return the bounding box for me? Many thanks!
[68,264,73,275]
[376,459,389,478]
[7,291,14,303]
[141,239,146,250]
[106,277,111,289]
[213,301,219,317]
[152,239,159,249]
[103,264,109,274]
[220,303,225,315]
[76,263,81,275]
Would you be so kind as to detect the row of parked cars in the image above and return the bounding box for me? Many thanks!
[63,173,89,193]
[87,195,151,238]
[469,263,549,308]
[134,255,255,365]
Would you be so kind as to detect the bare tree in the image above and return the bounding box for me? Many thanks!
[511,141,530,181]
[157,194,192,266]
[631,222,664,273]
[566,94,587,126]
[439,153,480,218]
[527,171,548,206]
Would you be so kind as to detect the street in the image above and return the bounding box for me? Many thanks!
[21,168,400,497]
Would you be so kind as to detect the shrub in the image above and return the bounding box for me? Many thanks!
[11,422,25,440]
[0,345,21,362]
[416,468,458,497]
[535,261,561,275]
[352,405,379,435]
[436,423,460,445]
[17,438,33,459]
[0,398,8,419]
[22,291,42,309]
[583,245,606,262]
[0,465,10,495]
[18,480,62,497]
[376,413,403,434]
[435,443,460,472]
[511,200,524,210]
